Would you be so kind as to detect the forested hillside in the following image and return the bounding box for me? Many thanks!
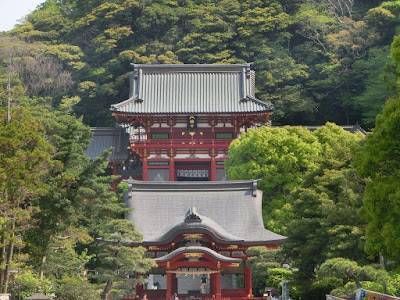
[3,0,399,128]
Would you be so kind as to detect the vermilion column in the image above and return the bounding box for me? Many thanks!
[143,159,148,181]
[245,263,252,297]
[166,272,172,300]
[210,273,216,296]
[112,163,117,175]
[172,273,177,295]
[210,158,216,181]
[215,272,222,300]
[169,159,175,181]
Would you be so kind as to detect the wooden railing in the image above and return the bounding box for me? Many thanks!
[110,292,266,300]
[129,139,232,149]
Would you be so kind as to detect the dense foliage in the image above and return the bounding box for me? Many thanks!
[354,96,400,262]
[226,126,321,233]
[351,34,400,265]
[0,0,398,128]
[227,123,398,299]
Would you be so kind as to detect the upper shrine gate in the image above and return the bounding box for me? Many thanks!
[110,63,273,182]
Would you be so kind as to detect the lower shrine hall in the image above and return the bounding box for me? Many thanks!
[125,180,286,300]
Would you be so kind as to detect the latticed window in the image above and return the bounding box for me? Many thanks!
[151,132,169,139]
[215,132,234,139]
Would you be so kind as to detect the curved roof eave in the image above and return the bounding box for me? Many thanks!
[154,246,242,263]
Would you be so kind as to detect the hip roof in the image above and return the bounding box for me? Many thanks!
[111,64,273,114]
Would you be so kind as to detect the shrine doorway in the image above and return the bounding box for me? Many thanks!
[175,161,211,181]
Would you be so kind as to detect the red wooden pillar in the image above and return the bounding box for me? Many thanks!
[169,159,175,181]
[166,272,172,300]
[245,263,252,297]
[172,273,177,294]
[210,158,216,181]
[215,272,222,300]
[112,163,117,175]
[210,273,216,296]
[143,159,148,181]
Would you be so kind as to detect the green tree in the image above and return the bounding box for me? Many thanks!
[226,126,320,233]
[354,96,400,262]
[352,46,395,129]
[2,0,392,128]
[94,218,156,299]
[283,124,365,299]
[55,277,100,300]
[316,258,388,295]
[0,107,54,293]
[9,270,52,300]
[246,247,281,297]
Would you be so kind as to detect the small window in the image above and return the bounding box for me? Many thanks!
[215,132,234,139]
[151,132,169,139]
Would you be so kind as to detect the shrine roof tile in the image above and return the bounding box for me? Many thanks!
[85,127,129,162]
[125,180,286,245]
[111,64,273,114]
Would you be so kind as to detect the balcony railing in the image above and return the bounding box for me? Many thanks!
[129,139,233,149]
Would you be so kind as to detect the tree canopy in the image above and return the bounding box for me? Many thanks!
[0,0,398,128]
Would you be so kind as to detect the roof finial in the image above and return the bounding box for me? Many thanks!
[185,207,202,223]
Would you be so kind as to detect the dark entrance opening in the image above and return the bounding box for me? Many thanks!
[175,161,210,181]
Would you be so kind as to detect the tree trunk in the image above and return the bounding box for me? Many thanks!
[101,280,113,300]
[380,253,388,294]
[2,222,15,294]
[7,67,11,122]
[0,226,6,289]
[355,279,362,289]
[40,254,47,280]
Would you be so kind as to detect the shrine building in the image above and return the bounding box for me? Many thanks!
[124,180,286,300]
[98,63,286,300]
[110,63,273,182]
[82,63,369,300]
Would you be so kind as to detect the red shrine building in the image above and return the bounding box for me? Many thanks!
[83,63,368,300]
[110,63,274,182]
[89,63,286,300]
[125,180,286,300]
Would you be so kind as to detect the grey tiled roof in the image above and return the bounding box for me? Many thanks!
[304,124,367,135]
[85,127,130,162]
[154,246,242,263]
[151,207,244,244]
[272,124,367,135]
[125,180,286,245]
[111,64,273,114]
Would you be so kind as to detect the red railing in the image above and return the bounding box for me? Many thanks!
[112,291,265,300]
[129,139,232,150]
